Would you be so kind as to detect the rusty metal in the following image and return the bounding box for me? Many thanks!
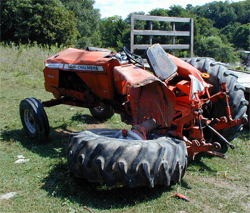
[175,193,190,202]
[205,123,236,149]
[132,118,158,140]
[212,117,244,130]
[37,44,247,159]
[122,129,128,137]
[207,151,227,159]
[187,141,221,159]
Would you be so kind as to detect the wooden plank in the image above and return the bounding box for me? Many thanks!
[132,14,191,23]
[149,21,153,45]
[190,18,194,57]
[130,15,194,57]
[172,22,176,55]
[134,30,190,36]
[134,44,190,50]
[130,16,135,52]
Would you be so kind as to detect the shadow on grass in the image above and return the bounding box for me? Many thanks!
[71,113,108,124]
[5,120,246,210]
[187,129,250,175]
[0,112,112,159]
[0,126,73,158]
[41,161,190,210]
[237,128,250,140]
[187,153,217,174]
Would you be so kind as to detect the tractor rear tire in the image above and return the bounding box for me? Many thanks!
[20,97,50,139]
[67,129,188,188]
[89,105,114,120]
[184,58,248,142]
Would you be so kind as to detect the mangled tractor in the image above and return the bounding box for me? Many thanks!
[20,44,248,187]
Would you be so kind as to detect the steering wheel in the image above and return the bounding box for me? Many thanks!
[123,46,144,67]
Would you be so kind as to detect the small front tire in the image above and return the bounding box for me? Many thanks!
[89,105,114,120]
[20,97,50,138]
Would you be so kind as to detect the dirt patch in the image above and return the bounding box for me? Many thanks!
[200,176,249,211]
[85,123,109,129]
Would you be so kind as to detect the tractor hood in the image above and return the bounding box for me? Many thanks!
[44,48,113,70]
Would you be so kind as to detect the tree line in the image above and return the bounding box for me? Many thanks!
[1,0,249,63]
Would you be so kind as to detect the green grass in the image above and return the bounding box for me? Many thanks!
[0,44,250,213]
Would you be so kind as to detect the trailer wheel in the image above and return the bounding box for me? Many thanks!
[67,129,187,188]
[184,58,248,142]
[20,97,50,138]
[89,105,114,119]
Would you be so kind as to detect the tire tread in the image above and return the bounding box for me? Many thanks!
[67,129,188,187]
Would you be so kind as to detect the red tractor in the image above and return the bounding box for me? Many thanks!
[20,44,248,187]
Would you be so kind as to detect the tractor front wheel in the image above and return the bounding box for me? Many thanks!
[20,97,50,139]
[67,129,188,188]
[89,105,114,120]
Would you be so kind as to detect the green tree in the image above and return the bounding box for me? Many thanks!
[168,5,188,17]
[232,23,250,50]
[60,0,102,48]
[231,0,250,25]
[148,8,172,45]
[1,0,78,45]
[195,17,219,37]
[190,0,249,51]
[195,36,239,62]
[114,18,130,51]
[192,1,237,29]
[99,16,129,51]
[149,8,171,31]
[125,11,146,27]
[186,4,194,11]
[149,8,168,17]
[220,22,241,43]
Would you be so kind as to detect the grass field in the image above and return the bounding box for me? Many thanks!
[0,44,249,213]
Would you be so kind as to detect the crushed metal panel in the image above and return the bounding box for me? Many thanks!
[114,64,160,95]
[129,81,176,127]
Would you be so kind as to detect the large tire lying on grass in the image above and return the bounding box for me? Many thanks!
[20,97,50,138]
[184,58,248,142]
[67,129,188,188]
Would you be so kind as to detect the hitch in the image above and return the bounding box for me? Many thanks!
[205,123,236,149]
[132,118,158,139]
[187,140,221,159]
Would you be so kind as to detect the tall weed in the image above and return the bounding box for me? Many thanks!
[0,43,65,75]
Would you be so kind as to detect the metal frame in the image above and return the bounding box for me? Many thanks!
[130,15,194,57]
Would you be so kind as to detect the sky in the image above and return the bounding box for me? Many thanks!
[94,0,245,19]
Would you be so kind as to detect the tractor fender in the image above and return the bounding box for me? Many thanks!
[113,64,175,127]
[128,80,176,128]
[113,64,160,95]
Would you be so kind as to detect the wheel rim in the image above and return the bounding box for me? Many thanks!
[24,109,36,134]
[91,129,143,140]
[114,130,143,140]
